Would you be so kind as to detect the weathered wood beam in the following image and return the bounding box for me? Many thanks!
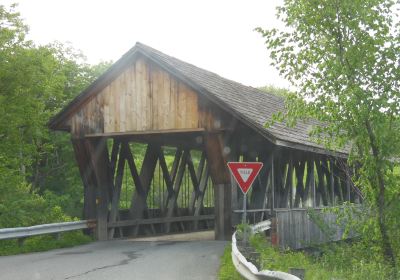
[157,147,174,196]
[165,149,189,233]
[108,214,215,228]
[85,138,112,241]
[189,152,206,215]
[125,143,144,195]
[109,139,121,181]
[129,144,159,235]
[330,159,335,205]
[108,141,126,238]
[204,132,231,240]
[71,139,97,222]
[294,160,305,208]
[282,157,293,208]
[270,154,275,211]
[193,164,210,230]
[333,160,344,203]
[315,159,328,206]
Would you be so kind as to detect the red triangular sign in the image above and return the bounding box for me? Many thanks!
[227,162,263,194]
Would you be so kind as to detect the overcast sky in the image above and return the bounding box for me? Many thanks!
[4,0,289,88]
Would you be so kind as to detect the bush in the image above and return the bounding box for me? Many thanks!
[0,231,92,256]
[249,233,396,280]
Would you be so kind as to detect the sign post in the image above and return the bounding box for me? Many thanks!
[227,162,263,241]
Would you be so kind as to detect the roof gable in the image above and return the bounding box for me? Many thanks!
[49,42,347,156]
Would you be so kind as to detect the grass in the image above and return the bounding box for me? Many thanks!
[219,234,396,280]
[218,245,244,280]
[250,234,396,280]
[0,231,92,256]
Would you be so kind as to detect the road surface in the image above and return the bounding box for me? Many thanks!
[0,232,227,280]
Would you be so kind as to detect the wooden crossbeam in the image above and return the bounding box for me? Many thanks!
[189,152,206,215]
[125,143,144,195]
[330,159,335,205]
[332,160,344,202]
[109,139,121,179]
[108,141,126,238]
[193,164,210,230]
[160,148,182,211]
[129,144,159,236]
[157,147,174,195]
[161,148,183,210]
[315,159,329,206]
[187,152,199,192]
[260,169,271,221]
[71,139,97,221]
[302,159,313,206]
[165,149,189,233]
[108,214,215,228]
[282,158,293,208]
[293,160,305,208]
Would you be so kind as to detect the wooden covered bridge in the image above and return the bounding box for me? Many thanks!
[49,43,360,244]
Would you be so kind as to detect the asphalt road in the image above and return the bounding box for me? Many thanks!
[0,234,227,280]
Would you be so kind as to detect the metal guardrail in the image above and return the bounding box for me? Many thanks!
[0,220,96,240]
[231,220,301,280]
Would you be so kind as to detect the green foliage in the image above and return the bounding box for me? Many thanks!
[218,245,244,280]
[249,234,395,279]
[0,231,92,256]
[235,223,252,243]
[258,84,292,98]
[0,3,107,254]
[306,208,337,240]
[257,0,400,266]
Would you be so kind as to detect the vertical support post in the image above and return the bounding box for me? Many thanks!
[288,156,293,209]
[85,138,112,241]
[271,154,275,212]
[310,159,316,207]
[71,139,97,222]
[270,216,278,247]
[243,193,247,242]
[242,194,247,224]
[204,132,232,241]
[229,142,240,227]
[346,165,351,202]
[330,159,335,205]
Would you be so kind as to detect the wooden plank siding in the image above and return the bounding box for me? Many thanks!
[68,56,227,138]
[275,208,346,249]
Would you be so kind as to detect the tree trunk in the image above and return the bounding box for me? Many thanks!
[365,121,396,267]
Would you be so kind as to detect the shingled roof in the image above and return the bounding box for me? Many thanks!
[49,42,347,157]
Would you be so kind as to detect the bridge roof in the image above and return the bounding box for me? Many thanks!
[49,42,347,156]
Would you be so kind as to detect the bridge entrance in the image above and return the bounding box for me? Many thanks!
[72,134,216,240]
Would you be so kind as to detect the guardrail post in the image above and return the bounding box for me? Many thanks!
[17,237,25,247]
[289,268,305,280]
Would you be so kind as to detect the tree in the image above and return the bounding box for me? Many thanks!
[258,84,291,98]
[256,0,400,267]
[0,4,111,224]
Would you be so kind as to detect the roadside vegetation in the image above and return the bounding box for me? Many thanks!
[0,4,109,254]
[255,0,400,275]
[218,245,244,280]
[0,231,92,256]
[219,231,395,280]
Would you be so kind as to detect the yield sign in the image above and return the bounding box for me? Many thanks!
[227,162,263,194]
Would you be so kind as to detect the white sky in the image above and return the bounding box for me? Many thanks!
[3,0,289,88]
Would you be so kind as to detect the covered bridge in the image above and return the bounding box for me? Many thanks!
[49,43,360,244]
